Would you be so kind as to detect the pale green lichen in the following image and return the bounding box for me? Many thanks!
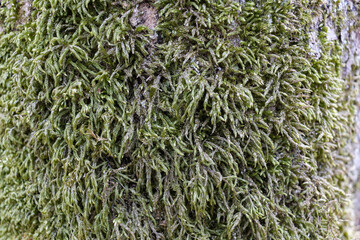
[0,0,358,239]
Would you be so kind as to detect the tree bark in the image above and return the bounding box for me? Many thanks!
[0,0,359,239]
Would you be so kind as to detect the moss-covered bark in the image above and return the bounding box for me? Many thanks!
[0,0,359,239]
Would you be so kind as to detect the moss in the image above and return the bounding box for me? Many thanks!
[0,0,358,239]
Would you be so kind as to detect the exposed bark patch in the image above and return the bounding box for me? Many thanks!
[229,21,240,47]
[338,0,360,77]
[5,0,33,30]
[307,0,360,73]
[130,3,159,60]
[130,3,158,30]
[308,14,322,59]
[339,0,360,234]
[16,0,32,26]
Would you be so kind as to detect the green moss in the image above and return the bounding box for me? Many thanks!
[0,0,358,239]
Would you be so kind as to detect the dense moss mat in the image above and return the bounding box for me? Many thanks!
[0,0,358,239]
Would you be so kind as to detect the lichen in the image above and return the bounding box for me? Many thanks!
[0,0,358,239]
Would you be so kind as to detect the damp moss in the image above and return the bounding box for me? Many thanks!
[0,0,358,239]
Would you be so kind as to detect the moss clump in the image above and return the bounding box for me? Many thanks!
[0,0,357,239]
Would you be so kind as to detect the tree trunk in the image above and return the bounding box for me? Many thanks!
[0,0,359,239]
